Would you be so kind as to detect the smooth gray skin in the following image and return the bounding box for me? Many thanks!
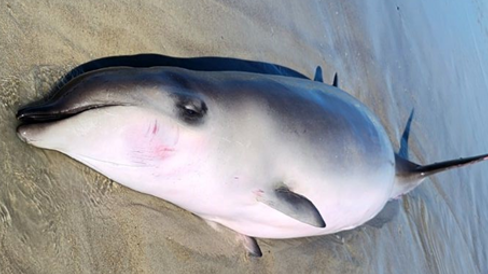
[16,66,487,256]
[18,68,395,188]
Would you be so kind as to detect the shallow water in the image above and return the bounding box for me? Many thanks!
[1,1,487,273]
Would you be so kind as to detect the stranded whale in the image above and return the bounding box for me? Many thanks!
[16,66,488,257]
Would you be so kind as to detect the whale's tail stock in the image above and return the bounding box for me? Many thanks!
[391,110,488,198]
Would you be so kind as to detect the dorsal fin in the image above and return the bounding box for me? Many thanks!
[332,73,339,88]
[392,111,488,197]
[398,109,414,158]
[313,66,323,82]
[256,186,326,228]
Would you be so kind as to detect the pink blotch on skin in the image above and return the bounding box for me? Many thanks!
[123,119,178,162]
[152,145,176,158]
[152,120,159,134]
[253,189,264,197]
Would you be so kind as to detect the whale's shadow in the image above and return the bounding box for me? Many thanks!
[365,110,415,229]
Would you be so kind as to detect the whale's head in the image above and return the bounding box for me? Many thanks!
[16,67,215,192]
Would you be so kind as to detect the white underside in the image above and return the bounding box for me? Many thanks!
[22,105,396,239]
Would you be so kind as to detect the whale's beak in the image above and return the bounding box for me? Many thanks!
[14,67,155,146]
[16,100,120,145]
[18,66,176,125]
[16,101,118,123]
[14,67,201,194]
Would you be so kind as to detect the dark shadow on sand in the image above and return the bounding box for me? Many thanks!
[366,109,415,228]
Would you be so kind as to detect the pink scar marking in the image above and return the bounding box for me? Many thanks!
[150,144,176,160]
[152,120,159,134]
[126,119,179,162]
[252,189,264,197]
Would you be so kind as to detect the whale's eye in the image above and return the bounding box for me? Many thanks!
[176,96,207,124]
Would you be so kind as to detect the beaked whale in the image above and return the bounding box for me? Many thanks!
[16,66,488,257]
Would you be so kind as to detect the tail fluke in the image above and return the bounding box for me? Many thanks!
[392,111,488,198]
[393,153,488,198]
[415,154,488,177]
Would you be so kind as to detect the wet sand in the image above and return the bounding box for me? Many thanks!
[1,1,488,273]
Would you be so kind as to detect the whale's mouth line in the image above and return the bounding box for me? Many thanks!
[16,104,124,124]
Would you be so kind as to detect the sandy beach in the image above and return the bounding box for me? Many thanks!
[1,1,488,273]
